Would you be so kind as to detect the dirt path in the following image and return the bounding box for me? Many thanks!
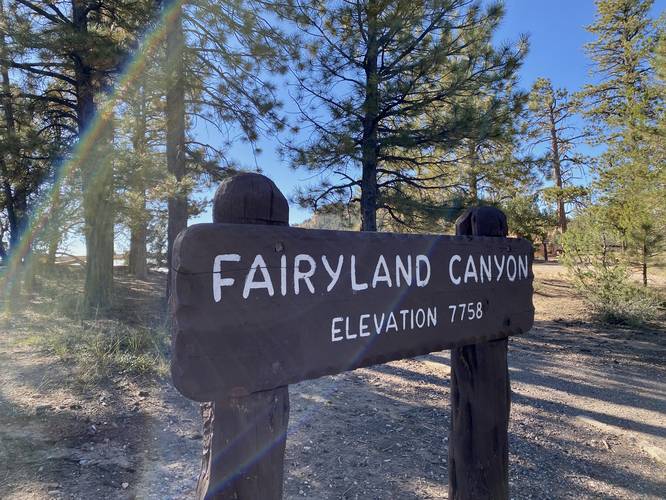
[0,324,201,499]
[1,263,664,499]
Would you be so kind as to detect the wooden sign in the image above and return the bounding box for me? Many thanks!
[171,223,534,402]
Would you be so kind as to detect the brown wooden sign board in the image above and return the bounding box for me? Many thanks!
[171,223,534,402]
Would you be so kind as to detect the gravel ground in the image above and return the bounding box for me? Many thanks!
[0,263,664,499]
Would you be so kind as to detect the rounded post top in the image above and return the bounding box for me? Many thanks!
[213,172,289,226]
[455,206,508,237]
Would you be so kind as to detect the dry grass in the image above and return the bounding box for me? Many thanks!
[2,265,170,384]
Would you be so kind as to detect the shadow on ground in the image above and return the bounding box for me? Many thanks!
[282,317,665,499]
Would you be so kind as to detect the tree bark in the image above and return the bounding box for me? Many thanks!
[360,2,379,232]
[468,141,479,204]
[165,0,188,296]
[72,0,114,312]
[549,104,567,233]
[2,180,17,247]
[128,222,148,279]
[46,187,62,269]
[47,235,59,268]
[82,115,115,311]
[128,81,149,280]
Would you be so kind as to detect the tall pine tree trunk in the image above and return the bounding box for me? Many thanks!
[468,141,479,204]
[549,105,567,233]
[46,186,61,269]
[360,2,379,232]
[166,0,187,295]
[128,82,149,280]
[129,221,148,279]
[74,0,114,312]
[82,115,115,311]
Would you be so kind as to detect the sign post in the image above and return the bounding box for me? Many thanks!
[449,207,511,500]
[171,173,534,499]
[188,173,290,499]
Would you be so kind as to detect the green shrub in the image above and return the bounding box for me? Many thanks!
[561,209,664,326]
[570,264,662,325]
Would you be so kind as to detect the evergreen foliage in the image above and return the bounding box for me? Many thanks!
[561,209,663,324]
[281,0,526,231]
[0,0,663,326]
[575,0,665,286]
[526,78,588,233]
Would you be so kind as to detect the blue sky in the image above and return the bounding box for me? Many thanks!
[496,1,598,92]
[190,1,664,228]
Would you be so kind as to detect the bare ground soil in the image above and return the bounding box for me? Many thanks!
[0,263,664,499]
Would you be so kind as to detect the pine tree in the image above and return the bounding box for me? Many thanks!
[9,0,155,309]
[503,194,557,260]
[378,86,530,233]
[0,0,59,264]
[0,0,28,257]
[163,0,187,297]
[281,0,526,231]
[526,78,588,233]
[115,55,166,280]
[447,84,529,204]
[162,0,287,296]
[578,0,664,285]
[579,0,658,140]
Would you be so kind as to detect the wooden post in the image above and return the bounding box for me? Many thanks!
[449,206,510,500]
[195,173,290,500]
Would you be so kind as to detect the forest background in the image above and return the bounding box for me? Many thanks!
[0,0,665,324]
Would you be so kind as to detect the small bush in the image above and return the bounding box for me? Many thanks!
[561,210,664,326]
[570,265,663,325]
